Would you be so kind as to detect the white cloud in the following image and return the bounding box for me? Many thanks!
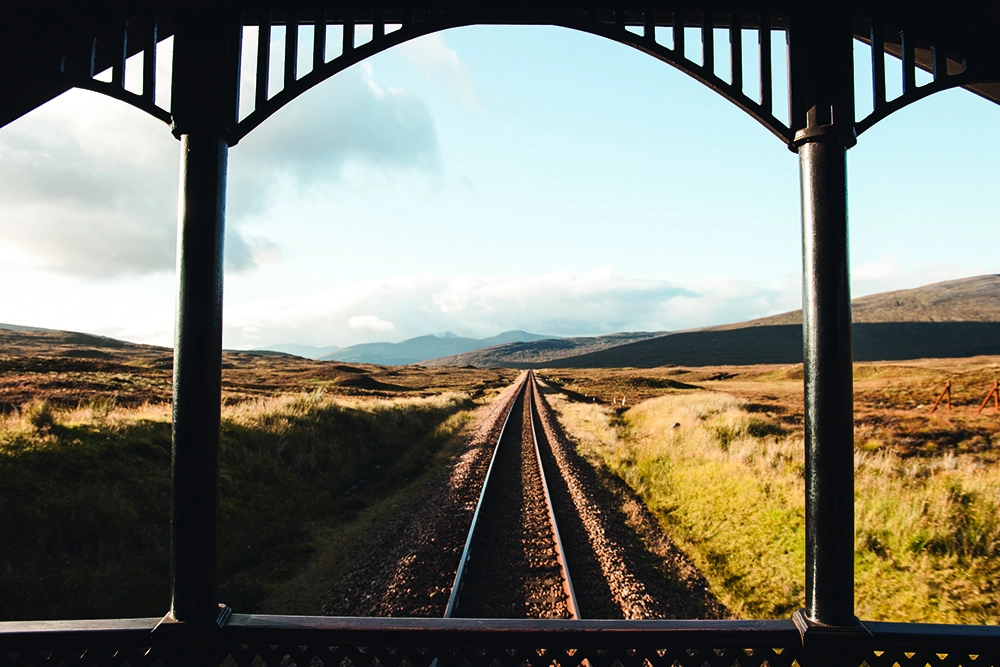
[400,34,477,107]
[0,90,281,279]
[853,254,901,281]
[0,51,439,281]
[348,314,396,332]
[229,58,440,224]
[223,268,801,349]
[220,260,995,352]
[0,91,177,277]
[851,253,991,298]
[226,233,284,273]
[0,263,176,346]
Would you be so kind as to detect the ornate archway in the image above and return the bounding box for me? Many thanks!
[2,3,1000,665]
[6,6,998,145]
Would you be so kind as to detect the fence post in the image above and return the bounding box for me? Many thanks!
[976,380,1000,415]
[930,381,951,414]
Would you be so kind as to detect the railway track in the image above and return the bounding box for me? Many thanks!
[444,371,580,619]
[322,368,725,619]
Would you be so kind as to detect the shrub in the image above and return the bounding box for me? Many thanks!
[21,399,55,431]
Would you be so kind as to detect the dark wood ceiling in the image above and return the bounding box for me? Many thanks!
[3,2,998,132]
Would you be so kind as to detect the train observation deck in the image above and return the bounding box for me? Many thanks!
[3,2,1000,666]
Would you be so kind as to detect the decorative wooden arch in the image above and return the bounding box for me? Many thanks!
[2,3,1000,667]
[6,5,999,147]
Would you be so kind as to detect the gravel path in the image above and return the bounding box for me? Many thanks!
[322,373,728,619]
[321,380,523,616]
[532,377,728,619]
[451,381,573,619]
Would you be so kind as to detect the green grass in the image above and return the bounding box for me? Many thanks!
[549,390,1000,623]
[0,392,473,620]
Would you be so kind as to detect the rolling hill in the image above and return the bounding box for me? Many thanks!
[320,330,552,366]
[253,343,342,359]
[521,322,1000,369]
[714,274,1000,329]
[424,332,664,367]
[430,275,1000,368]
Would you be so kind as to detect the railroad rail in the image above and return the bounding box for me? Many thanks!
[445,371,580,619]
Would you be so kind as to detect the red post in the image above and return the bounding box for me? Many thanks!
[976,380,999,415]
[929,381,951,414]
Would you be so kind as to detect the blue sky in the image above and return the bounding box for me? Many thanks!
[0,26,997,349]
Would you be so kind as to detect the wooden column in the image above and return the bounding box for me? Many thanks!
[788,7,867,653]
[166,7,240,629]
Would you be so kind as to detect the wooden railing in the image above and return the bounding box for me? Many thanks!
[3,613,1000,667]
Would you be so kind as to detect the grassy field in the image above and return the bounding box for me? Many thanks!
[0,328,520,620]
[542,356,1000,623]
[0,327,517,411]
[6,321,1000,623]
[0,383,496,620]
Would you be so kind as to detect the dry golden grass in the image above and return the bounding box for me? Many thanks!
[1,381,490,620]
[542,356,1000,623]
[7,320,1000,623]
[0,327,520,620]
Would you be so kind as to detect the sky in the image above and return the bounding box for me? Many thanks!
[1,25,998,350]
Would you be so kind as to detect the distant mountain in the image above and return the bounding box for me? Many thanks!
[0,323,58,332]
[428,275,1000,369]
[0,323,136,349]
[714,274,1000,329]
[321,330,553,366]
[521,322,1000,369]
[253,343,342,359]
[425,332,665,368]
